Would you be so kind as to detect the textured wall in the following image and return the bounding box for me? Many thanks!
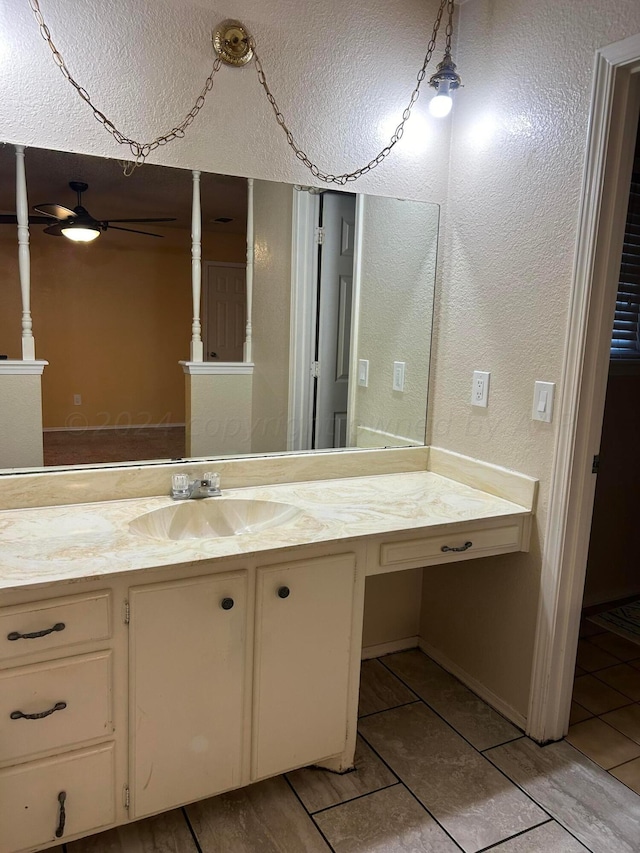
[354,196,438,444]
[0,375,44,467]
[186,373,252,458]
[250,180,292,453]
[0,0,450,203]
[422,0,640,717]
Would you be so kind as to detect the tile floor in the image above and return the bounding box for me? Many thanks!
[568,615,640,792]
[46,647,640,853]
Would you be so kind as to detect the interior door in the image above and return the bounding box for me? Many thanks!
[204,263,246,362]
[314,193,356,448]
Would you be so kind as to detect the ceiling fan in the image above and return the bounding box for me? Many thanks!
[0,181,176,242]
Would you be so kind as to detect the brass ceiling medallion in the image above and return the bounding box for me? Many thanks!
[212,20,253,67]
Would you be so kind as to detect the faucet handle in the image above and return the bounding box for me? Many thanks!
[171,473,191,499]
[202,472,221,496]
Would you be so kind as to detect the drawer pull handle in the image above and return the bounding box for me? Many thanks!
[220,597,235,610]
[277,586,290,599]
[55,791,66,838]
[441,541,473,553]
[7,622,65,641]
[10,701,67,721]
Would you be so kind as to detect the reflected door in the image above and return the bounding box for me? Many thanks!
[314,193,356,449]
[203,263,246,362]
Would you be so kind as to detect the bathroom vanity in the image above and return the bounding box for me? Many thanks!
[0,448,537,853]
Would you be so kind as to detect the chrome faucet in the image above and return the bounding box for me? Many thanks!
[171,472,221,500]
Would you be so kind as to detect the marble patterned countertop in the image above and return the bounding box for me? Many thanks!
[0,471,532,593]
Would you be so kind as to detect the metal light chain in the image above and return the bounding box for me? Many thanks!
[250,0,450,185]
[27,0,223,174]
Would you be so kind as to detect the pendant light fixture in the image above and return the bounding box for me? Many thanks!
[428,0,462,118]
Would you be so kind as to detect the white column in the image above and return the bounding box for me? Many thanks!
[244,177,254,363]
[15,145,35,360]
[190,169,204,362]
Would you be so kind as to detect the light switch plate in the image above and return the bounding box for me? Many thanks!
[471,371,490,407]
[358,359,369,387]
[532,381,555,423]
[393,361,406,392]
[73,394,82,406]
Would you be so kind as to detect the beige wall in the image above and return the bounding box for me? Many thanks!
[423,0,640,718]
[186,373,252,458]
[0,228,245,428]
[250,181,292,454]
[354,196,438,445]
[0,374,44,467]
[362,570,423,649]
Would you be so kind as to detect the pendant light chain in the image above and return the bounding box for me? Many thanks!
[27,0,452,181]
[250,0,449,184]
[27,0,223,175]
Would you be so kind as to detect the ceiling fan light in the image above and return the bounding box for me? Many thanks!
[61,223,101,242]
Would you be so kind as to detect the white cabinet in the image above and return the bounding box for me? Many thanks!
[252,553,356,780]
[129,571,248,818]
[0,590,116,853]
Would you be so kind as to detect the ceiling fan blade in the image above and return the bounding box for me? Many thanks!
[43,223,64,236]
[102,217,176,224]
[33,203,76,219]
[0,214,68,225]
[107,225,164,238]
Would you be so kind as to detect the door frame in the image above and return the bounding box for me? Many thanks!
[527,35,640,743]
[201,260,247,363]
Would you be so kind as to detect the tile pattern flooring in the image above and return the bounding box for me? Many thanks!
[45,647,640,853]
[569,617,640,792]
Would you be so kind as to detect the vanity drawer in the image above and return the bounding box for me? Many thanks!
[0,742,115,853]
[0,591,111,662]
[378,520,523,571]
[0,651,113,764]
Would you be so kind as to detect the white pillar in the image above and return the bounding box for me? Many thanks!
[15,145,35,361]
[190,169,204,362]
[244,177,254,363]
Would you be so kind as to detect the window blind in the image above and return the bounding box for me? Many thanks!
[611,120,640,359]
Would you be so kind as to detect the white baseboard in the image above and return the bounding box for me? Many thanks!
[418,637,527,731]
[361,636,419,660]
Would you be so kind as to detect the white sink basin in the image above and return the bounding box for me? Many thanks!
[129,499,304,541]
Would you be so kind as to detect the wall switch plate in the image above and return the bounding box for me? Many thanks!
[357,359,369,387]
[393,361,406,392]
[471,371,490,407]
[532,381,555,423]
[73,394,82,406]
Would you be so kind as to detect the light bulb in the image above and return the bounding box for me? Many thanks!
[61,225,101,242]
[429,92,453,118]
[429,80,453,118]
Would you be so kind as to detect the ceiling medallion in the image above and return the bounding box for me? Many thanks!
[212,20,253,67]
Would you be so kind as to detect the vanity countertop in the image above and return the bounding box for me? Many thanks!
[0,470,533,593]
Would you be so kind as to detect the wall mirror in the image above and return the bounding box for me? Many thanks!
[0,143,439,472]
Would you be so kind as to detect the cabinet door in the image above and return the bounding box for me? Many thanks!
[252,553,356,780]
[129,571,247,818]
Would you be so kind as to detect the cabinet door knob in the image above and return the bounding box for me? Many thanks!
[277,586,290,599]
[220,597,235,610]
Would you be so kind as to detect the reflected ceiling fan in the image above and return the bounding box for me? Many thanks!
[0,181,176,242]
